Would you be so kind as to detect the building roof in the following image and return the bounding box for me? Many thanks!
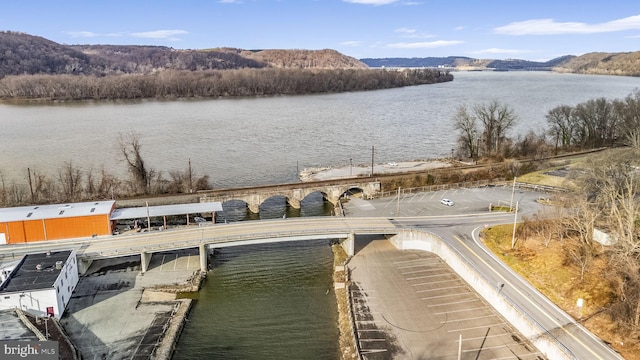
[0,201,115,223]
[110,202,223,221]
[0,251,72,293]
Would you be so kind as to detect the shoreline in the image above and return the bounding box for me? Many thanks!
[300,159,452,182]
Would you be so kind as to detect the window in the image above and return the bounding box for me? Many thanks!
[90,208,96,213]
[58,210,65,215]
[26,212,33,218]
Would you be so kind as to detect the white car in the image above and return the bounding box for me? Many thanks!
[440,198,454,206]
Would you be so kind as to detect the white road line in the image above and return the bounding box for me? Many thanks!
[433,306,488,315]
[428,298,481,307]
[447,323,506,332]
[412,279,462,287]
[401,268,445,274]
[406,273,455,281]
[440,314,498,324]
[421,292,471,301]
[416,285,466,293]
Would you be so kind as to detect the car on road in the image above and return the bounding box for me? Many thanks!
[440,198,455,206]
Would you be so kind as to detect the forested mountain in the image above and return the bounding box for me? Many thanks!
[360,55,576,71]
[553,51,640,76]
[0,31,367,79]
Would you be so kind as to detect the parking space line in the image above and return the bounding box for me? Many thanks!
[460,333,512,342]
[462,344,518,353]
[440,314,498,324]
[402,268,446,275]
[159,255,166,271]
[398,264,441,270]
[406,273,455,281]
[411,279,463,287]
[447,323,506,332]
[421,292,471,301]
[433,306,488,315]
[393,258,440,265]
[427,298,481,307]
[416,285,466,293]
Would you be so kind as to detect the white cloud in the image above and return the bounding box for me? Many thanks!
[387,40,463,49]
[472,48,532,55]
[340,41,364,46]
[495,14,640,35]
[395,27,417,34]
[343,0,400,5]
[66,31,99,38]
[454,26,465,31]
[131,30,188,41]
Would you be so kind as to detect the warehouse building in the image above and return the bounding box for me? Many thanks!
[0,200,223,244]
[0,201,116,244]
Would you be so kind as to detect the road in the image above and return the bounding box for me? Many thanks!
[345,186,623,360]
[0,185,623,359]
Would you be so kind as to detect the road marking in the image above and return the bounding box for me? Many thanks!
[457,233,609,360]
[406,273,455,281]
[428,298,480,307]
[416,285,466,293]
[421,292,471,301]
[440,314,497,324]
[434,306,490,315]
[448,323,506,332]
[402,268,446,274]
[412,279,461,286]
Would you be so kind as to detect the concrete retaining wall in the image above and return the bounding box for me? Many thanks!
[388,230,573,360]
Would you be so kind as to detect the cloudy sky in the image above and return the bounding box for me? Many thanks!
[2,0,639,61]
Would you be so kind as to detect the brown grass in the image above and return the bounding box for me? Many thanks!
[332,244,358,360]
[482,225,639,360]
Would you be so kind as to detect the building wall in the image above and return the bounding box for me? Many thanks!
[1,214,111,244]
[0,288,59,318]
[52,251,79,318]
[0,251,78,319]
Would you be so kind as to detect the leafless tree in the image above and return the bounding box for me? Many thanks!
[58,161,83,202]
[118,132,153,195]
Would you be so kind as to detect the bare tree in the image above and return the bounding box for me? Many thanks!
[614,89,640,151]
[452,105,479,159]
[545,105,576,152]
[473,100,517,156]
[118,132,152,195]
[58,161,83,202]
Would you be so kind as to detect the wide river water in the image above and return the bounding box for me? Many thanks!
[2,71,639,359]
[1,71,638,189]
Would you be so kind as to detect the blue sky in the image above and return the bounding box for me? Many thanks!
[2,0,639,61]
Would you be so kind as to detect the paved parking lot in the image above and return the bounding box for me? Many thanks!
[348,236,545,360]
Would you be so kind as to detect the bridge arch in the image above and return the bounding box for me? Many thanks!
[201,180,380,214]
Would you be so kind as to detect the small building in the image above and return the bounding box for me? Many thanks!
[0,201,116,244]
[0,250,78,319]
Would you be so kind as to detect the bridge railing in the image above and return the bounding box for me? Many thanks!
[378,179,504,198]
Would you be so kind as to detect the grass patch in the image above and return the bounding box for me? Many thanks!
[482,224,639,360]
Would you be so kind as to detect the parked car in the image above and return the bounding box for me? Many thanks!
[440,198,455,206]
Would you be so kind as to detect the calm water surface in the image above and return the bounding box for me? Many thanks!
[1,71,638,188]
[172,241,339,360]
[2,72,639,359]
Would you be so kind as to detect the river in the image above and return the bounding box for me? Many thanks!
[2,71,639,359]
[1,71,638,189]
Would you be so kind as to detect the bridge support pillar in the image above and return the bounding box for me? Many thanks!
[341,232,355,256]
[78,258,93,275]
[199,243,208,272]
[141,251,152,274]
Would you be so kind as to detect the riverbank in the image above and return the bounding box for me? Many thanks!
[300,160,452,182]
[60,249,204,359]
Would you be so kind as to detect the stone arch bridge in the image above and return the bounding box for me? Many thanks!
[200,180,381,213]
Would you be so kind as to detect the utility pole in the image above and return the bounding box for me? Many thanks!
[188,158,193,193]
[510,176,516,211]
[396,187,401,215]
[371,146,375,176]
[27,168,34,202]
[511,200,519,249]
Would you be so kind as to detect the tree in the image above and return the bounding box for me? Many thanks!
[474,100,517,156]
[118,132,153,195]
[545,105,576,152]
[452,105,479,159]
[614,89,640,151]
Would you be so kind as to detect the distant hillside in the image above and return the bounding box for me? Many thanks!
[361,55,575,71]
[0,31,367,78]
[553,51,640,76]
[360,56,473,68]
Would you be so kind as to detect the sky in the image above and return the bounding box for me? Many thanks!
[2,0,639,61]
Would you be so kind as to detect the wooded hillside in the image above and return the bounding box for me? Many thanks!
[554,51,640,76]
[0,31,367,78]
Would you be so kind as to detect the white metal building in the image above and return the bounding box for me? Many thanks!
[0,250,78,319]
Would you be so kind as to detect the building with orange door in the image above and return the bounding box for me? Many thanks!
[0,201,115,244]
